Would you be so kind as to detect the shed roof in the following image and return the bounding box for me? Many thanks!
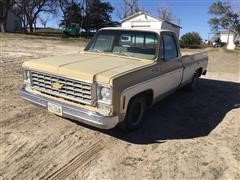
[100,27,176,35]
[121,11,182,28]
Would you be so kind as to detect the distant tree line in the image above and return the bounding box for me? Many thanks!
[180,32,202,48]
[0,0,118,33]
[13,0,58,32]
[0,0,182,33]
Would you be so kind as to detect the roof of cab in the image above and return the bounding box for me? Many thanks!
[100,27,174,35]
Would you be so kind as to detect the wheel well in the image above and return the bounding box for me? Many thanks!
[131,90,153,107]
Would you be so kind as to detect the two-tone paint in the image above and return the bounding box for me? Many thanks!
[21,28,208,129]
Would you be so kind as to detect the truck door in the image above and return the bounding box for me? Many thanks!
[155,32,183,97]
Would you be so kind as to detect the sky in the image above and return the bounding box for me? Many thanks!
[41,0,239,40]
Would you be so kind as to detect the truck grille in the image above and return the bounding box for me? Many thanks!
[30,71,93,105]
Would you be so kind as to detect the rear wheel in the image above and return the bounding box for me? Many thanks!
[119,96,147,131]
[186,71,200,91]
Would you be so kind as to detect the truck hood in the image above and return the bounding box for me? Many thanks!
[23,52,154,84]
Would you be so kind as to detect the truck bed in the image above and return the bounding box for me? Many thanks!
[180,50,208,85]
[181,49,206,56]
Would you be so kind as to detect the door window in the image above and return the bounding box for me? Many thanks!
[160,34,178,60]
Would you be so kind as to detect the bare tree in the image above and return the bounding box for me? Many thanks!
[157,5,173,22]
[114,0,142,20]
[237,5,240,17]
[38,14,49,28]
[124,0,139,18]
[14,0,57,32]
[115,2,125,20]
[58,0,77,15]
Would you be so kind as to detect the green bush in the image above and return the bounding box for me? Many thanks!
[180,32,202,48]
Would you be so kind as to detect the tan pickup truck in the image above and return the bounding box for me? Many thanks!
[21,27,208,130]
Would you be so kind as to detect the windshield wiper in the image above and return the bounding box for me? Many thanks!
[118,52,131,57]
[91,49,105,54]
[95,49,102,53]
[93,50,133,58]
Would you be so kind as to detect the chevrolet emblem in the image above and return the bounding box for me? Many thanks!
[52,82,63,90]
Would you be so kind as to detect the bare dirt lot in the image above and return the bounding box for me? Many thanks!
[0,33,239,180]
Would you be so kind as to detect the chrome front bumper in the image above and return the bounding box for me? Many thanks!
[20,89,119,129]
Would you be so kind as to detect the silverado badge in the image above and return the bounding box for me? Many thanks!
[52,82,63,90]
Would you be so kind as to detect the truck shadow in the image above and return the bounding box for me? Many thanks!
[104,78,240,144]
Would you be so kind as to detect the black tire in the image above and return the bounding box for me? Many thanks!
[119,96,147,131]
[185,71,199,91]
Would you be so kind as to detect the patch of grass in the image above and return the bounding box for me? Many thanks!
[24,28,93,42]
[35,28,62,33]
[32,28,62,38]
[0,32,90,46]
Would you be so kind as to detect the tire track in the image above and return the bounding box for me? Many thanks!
[47,139,105,180]
[3,142,27,163]
[2,125,82,179]
[21,128,81,178]
[0,106,42,125]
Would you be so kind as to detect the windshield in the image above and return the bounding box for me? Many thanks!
[85,30,159,60]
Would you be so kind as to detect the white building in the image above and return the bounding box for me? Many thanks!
[220,31,236,50]
[220,31,235,44]
[121,12,181,39]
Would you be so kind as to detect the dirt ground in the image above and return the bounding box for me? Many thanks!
[0,33,239,180]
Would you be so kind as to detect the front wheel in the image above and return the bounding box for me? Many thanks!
[119,96,147,131]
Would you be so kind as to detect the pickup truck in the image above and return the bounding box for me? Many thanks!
[21,27,208,131]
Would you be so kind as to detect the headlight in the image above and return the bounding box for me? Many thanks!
[23,70,31,84]
[97,85,112,104]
